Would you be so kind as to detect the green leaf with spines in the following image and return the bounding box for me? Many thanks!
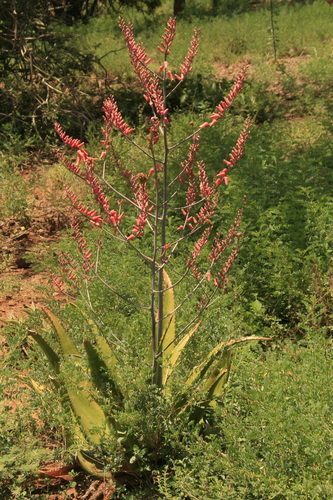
[43,309,113,447]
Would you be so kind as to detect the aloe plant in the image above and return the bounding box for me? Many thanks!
[31,18,269,478]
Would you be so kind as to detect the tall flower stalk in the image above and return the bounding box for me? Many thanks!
[32,18,269,478]
[56,18,249,378]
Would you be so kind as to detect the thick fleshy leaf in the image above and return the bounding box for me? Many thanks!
[84,339,123,405]
[66,387,111,446]
[28,330,60,374]
[162,321,201,387]
[77,450,113,478]
[159,270,176,358]
[43,308,80,358]
[204,347,232,406]
[185,336,270,389]
[94,335,118,374]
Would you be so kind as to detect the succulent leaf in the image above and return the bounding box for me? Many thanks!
[43,308,81,358]
[28,330,60,374]
[66,387,111,446]
[186,336,269,389]
[94,335,119,373]
[162,321,201,387]
[77,450,113,478]
[84,339,123,405]
[159,270,176,358]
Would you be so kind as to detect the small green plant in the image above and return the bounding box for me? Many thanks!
[32,18,268,481]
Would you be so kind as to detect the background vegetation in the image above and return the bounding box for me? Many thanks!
[1,0,333,498]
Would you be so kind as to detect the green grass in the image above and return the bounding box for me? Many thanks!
[158,334,333,499]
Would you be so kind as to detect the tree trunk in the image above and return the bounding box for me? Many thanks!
[173,0,185,16]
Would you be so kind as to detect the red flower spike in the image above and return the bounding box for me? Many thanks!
[187,227,212,278]
[129,175,150,238]
[223,118,251,168]
[178,28,200,80]
[103,96,135,135]
[158,18,177,55]
[119,18,168,119]
[54,123,84,149]
[212,63,248,122]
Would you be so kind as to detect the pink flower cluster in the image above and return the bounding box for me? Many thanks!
[54,123,84,149]
[119,18,168,119]
[70,214,95,274]
[213,247,239,289]
[209,210,242,263]
[209,209,243,288]
[147,116,160,149]
[128,174,150,240]
[199,63,248,129]
[57,251,79,283]
[223,118,251,168]
[187,227,212,279]
[103,96,135,136]
[214,119,251,188]
[182,136,200,213]
[65,186,103,227]
[175,28,200,81]
[83,169,123,229]
[157,17,177,56]
[50,274,67,293]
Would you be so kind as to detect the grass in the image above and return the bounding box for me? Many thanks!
[1,1,333,497]
[158,334,333,499]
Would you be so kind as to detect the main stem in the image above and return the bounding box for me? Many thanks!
[153,71,169,388]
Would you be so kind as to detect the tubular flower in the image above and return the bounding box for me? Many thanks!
[214,247,240,289]
[202,63,248,129]
[119,18,168,119]
[103,96,135,136]
[55,150,81,176]
[197,160,212,198]
[214,167,229,187]
[209,209,243,263]
[179,135,200,214]
[54,123,84,149]
[157,17,177,55]
[175,28,200,81]
[50,274,67,293]
[65,186,103,228]
[70,214,95,273]
[187,227,212,279]
[223,118,251,168]
[147,116,160,149]
[129,174,150,239]
[57,251,79,286]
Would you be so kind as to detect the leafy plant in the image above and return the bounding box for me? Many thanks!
[32,18,269,480]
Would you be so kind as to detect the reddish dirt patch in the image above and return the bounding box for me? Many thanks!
[0,214,67,325]
[0,160,70,325]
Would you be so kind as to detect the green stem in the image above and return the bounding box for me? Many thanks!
[154,65,169,388]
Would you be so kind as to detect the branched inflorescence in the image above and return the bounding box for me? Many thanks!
[54,16,250,332]
[119,18,168,120]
